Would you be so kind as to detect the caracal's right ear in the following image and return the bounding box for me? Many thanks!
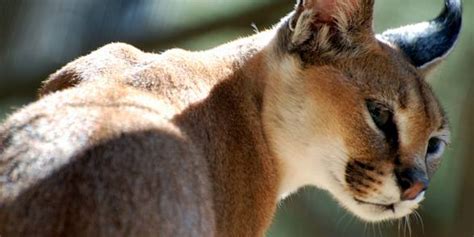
[380,0,462,76]
[282,0,375,63]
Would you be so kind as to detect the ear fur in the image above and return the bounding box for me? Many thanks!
[282,0,375,64]
[379,0,462,76]
[295,0,360,24]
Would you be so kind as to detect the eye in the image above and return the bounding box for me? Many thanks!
[366,100,391,129]
[365,100,398,146]
[427,137,445,155]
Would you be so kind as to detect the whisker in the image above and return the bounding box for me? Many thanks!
[342,214,356,234]
[406,215,413,237]
[403,216,407,237]
[414,210,425,234]
[364,222,368,237]
[377,221,383,237]
[372,222,376,237]
[336,211,349,227]
[397,218,401,237]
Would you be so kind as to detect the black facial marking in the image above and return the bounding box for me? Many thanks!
[366,176,376,183]
[354,160,375,171]
[345,160,384,194]
[366,100,399,151]
[376,170,385,176]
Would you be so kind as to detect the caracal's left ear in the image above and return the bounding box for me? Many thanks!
[380,0,463,75]
[285,0,375,62]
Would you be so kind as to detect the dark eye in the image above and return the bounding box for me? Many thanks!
[366,101,391,129]
[427,138,443,155]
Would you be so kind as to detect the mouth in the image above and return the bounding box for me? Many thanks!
[329,171,423,221]
[354,198,396,213]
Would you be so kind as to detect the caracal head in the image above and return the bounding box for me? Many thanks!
[263,0,461,222]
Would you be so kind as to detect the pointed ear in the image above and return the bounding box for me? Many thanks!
[287,0,375,62]
[380,0,462,76]
[295,0,361,24]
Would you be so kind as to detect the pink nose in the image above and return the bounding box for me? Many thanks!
[395,168,429,201]
[401,181,427,200]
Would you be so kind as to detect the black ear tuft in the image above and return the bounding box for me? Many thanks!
[380,0,462,69]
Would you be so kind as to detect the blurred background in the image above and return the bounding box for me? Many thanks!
[0,0,472,236]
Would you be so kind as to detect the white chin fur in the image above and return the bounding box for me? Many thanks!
[326,175,425,222]
[346,195,424,222]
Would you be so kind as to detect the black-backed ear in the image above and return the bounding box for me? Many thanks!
[285,0,375,62]
[380,0,462,74]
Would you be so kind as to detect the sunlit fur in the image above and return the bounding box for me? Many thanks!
[0,0,460,235]
[268,0,453,222]
[264,46,449,221]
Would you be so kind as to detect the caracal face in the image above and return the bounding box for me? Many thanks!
[267,0,460,222]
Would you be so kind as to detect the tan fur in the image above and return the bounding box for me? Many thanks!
[0,0,458,236]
